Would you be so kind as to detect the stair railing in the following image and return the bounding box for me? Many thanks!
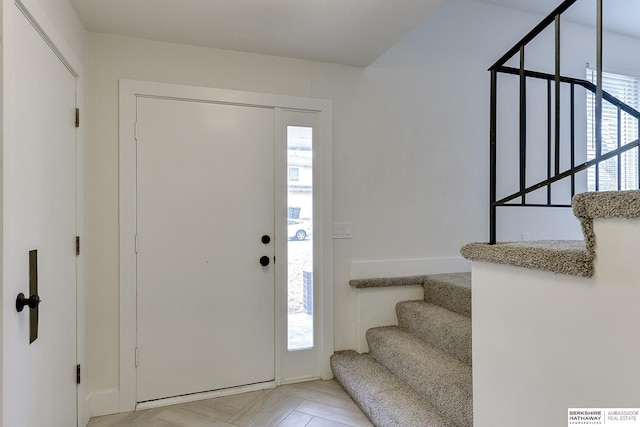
[488,0,640,244]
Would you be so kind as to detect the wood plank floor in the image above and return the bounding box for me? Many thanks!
[87,380,373,427]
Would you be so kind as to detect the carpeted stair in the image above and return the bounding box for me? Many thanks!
[331,273,472,427]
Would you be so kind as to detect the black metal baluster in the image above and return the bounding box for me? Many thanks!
[547,80,552,205]
[618,107,622,190]
[490,69,498,245]
[555,14,561,178]
[570,83,576,197]
[595,0,603,191]
[520,46,527,205]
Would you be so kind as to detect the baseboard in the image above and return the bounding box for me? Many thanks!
[89,389,120,418]
[136,381,276,410]
[280,376,322,385]
[350,256,470,280]
[88,381,279,416]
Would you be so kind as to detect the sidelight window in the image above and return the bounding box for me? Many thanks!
[287,126,313,351]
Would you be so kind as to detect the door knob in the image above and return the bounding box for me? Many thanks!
[16,293,41,312]
[259,256,270,266]
[261,235,271,244]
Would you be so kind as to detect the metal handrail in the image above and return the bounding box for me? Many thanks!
[495,66,640,119]
[496,138,640,206]
[488,0,639,244]
[489,0,578,71]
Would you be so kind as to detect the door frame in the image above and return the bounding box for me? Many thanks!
[118,79,333,412]
[2,0,87,425]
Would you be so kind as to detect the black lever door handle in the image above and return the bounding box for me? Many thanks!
[260,256,270,266]
[16,293,41,312]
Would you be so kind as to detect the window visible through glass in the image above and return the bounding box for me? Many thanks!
[289,167,299,182]
[586,68,640,191]
[287,126,313,351]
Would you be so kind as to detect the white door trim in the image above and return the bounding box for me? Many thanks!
[118,79,333,412]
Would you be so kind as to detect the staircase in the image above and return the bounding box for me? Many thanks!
[330,0,640,425]
[330,273,472,427]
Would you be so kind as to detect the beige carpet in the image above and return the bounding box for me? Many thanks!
[461,190,640,277]
[332,273,472,427]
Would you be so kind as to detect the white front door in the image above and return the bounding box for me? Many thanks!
[135,97,275,402]
[3,4,78,427]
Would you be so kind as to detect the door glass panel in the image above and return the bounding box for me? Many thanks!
[287,126,313,350]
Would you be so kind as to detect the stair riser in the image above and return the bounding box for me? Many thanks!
[424,273,472,317]
[396,301,472,365]
[331,351,457,427]
[367,327,473,427]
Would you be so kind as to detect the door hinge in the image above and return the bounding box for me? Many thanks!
[75,108,80,128]
[134,122,138,141]
[135,234,139,253]
[135,347,139,367]
[76,236,81,256]
[76,364,81,384]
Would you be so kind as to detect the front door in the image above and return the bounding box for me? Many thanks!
[135,97,275,402]
[3,3,78,426]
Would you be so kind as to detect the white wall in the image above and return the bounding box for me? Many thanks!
[326,0,639,351]
[84,0,640,412]
[21,0,86,63]
[472,218,640,427]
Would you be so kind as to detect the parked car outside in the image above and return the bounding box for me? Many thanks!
[288,219,311,241]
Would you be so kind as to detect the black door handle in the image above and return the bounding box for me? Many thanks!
[260,256,270,266]
[25,250,40,343]
[16,293,41,312]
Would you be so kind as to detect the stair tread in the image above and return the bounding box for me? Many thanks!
[396,300,472,365]
[367,326,473,427]
[330,350,458,427]
[460,240,593,277]
[426,272,471,289]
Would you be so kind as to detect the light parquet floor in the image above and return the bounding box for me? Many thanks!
[87,380,373,427]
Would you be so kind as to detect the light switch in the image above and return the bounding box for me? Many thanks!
[334,222,352,239]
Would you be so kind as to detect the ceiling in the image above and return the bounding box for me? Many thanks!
[476,0,640,39]
[69,0,443,67]
[69,0,639,68]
